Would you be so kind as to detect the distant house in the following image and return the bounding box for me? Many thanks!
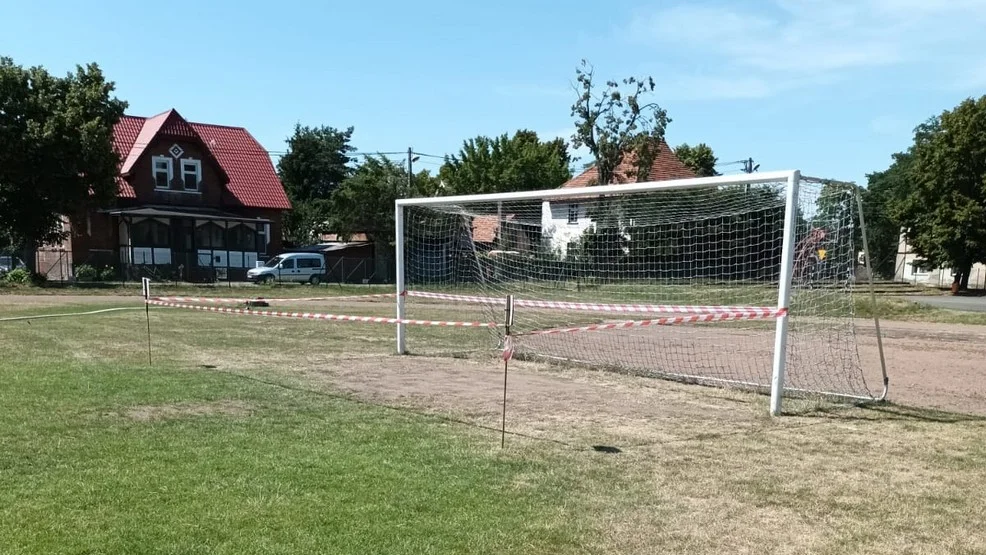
[45,109,291,282]
[894,230,986,289]
[541,140,696,258]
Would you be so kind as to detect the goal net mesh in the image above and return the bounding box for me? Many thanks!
[400,175,876,400]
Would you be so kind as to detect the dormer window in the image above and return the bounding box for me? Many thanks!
[152,156,172,189]
[181,159,202,191]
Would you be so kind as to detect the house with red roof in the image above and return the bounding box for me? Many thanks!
[62,109,291,282]
[459,140,695,260]
[541,140,695,258]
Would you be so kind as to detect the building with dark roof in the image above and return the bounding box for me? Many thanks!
[54,109,291,282]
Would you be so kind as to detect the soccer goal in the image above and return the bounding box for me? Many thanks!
[395,170,888,415]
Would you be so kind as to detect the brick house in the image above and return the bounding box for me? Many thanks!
[57,109,291,282]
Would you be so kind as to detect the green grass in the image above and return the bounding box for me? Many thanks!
[0,360,593,554]
[856,296,986,325]
[2,299,986,553]
[0,280,394,298]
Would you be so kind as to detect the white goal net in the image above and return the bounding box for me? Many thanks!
[395,171,887,414]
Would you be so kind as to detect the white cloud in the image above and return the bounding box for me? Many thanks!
[629,0,986,95]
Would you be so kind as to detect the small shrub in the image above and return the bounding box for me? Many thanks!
[75,264,97,281]
[98,266,117,282]
[3,268,31,284]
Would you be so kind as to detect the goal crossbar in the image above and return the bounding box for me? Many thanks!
[395,170,798,207]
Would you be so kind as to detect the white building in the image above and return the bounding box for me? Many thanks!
[540,141,696,258]
[895,230,986,288]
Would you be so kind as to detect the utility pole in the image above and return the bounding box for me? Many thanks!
[407,147,414,196]
[742,157,757,193]
[743,157,755,173]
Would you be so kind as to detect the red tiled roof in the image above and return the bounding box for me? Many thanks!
[112,110,291,210]
[562,140,695,188]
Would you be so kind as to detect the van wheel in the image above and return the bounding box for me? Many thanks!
[261,275,275,285]
[309,275,321,286]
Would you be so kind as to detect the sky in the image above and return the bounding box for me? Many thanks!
[4,0,986,185]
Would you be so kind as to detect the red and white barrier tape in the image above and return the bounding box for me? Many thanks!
[406,290,777,316]
[150,293,397,304]
[146,299,495,327]
[519,309,787,336]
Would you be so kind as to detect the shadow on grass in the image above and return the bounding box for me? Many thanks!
[788,400,986,424]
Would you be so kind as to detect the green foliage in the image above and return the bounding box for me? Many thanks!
[570,60,670,186]
[2,268,31,284]
[276,125,355,244]
[0,57,127,263]
[896,97,986,289]
[328,156,437,245]
[98,266,117,282]
[75,264,98,281]
[573,186,787,281]
[863,152,915,278]
[439,130,571,194]
[282,199,331,246]
[277,124,355,202]
[674,143,718,177]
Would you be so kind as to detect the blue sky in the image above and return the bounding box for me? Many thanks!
[4,0,986,184]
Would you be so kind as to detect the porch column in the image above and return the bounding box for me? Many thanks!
[127,217,135,271]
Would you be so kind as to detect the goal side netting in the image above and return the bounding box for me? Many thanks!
[395,171,884,409]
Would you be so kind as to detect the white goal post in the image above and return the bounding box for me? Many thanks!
[395,170,888,415]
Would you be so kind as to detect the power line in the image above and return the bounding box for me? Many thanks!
[116,141,448,163]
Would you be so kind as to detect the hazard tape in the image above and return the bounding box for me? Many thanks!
[406,290,778,316]
[145,299,496,328]
[150,293,397,304]
[519,309,787,336]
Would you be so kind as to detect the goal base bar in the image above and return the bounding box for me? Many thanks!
[518,352,881,406]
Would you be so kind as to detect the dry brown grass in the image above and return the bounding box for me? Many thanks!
[110,400,254,422]
[3,296,986,553]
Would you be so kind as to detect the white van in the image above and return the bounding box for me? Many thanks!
[247,253,325,285]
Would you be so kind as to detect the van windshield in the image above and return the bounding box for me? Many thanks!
[263,256,283,268]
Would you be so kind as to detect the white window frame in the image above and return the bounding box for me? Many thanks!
[152,156,173,190]
[180,158,202,192]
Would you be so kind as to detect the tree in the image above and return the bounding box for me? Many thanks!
[570,60,670,186]
[863,152,915,278]
[276,124,355,244]
[0,57,127,271]
[328,156,437,246]
[674,143,718,177]
[439,130,571,195]
[896,97,986,291]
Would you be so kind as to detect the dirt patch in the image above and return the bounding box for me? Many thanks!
[289,355,769,447]
[855,319,986,415]
[115,400,254,422]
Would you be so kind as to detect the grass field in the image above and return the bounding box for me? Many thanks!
[1,295,986,554]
